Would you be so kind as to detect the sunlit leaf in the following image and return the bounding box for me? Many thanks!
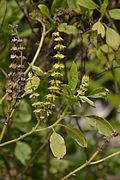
[67,0,77,10]
[58,23,78,35]
[109,9,120,20]
[88,87,109,98]
[32,65,44,77]
[51,0,67,15]
[92,21,105,38]
[106,27,120,50]
[38,4,51,20]
[15,141,32,165]
[80,96,95,107]
[85,115,114,136]
[50,132,66,160]
[77,0,98,9]
[64,125,87,147]
[68,61,78,90]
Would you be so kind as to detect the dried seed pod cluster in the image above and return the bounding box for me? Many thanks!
[6,25,26,103]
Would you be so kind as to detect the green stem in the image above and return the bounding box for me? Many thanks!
[0,121,39,147]
[0,93,8,105]
[0,106,68,147]
[0,109,15,142]
[24,21,46,75]
[91,151,120,165]
[61,150,99,180]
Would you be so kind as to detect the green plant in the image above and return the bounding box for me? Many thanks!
[0,0,120,179]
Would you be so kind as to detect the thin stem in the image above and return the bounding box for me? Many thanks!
[91,151,120,165]
[0,121,39,147]
[0,93,8,105]
[0,106,68,147]
[0,109,15,142]
[61,150,99,180]
[36,106,68,132]
[24,21,46,75]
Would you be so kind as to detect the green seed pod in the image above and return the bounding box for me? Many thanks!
[52,32,60,37]
[51,72,63,78]
[54,53,65,60]
[77,75,89,96]
[54,44,66,51]
[54,37,63,42]
[53,63,64,70]
[46,94,57,101]
[32,65,44,77]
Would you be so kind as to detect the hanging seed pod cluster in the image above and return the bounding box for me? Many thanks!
[45,32,66,116]
[27,32,66,122]
[6,25,26,104]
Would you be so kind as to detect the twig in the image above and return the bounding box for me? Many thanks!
[0,106,68,147]
[0,121,39,147]
[24,20,46,74]
[0,109,15,142]
[61,150,99,180]
[91,151,120,165]
[60,134,117,180]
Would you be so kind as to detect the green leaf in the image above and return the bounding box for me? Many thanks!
[14,141,32,165]
[106,27,120,50]
[24,75,40,95]
[80,96,95,107]
[85,115,114,136]
[51,0,67,15]
[88,87,109,98]
[50,158,69,173]
[32,65,44,77]
[100,44,109,53]
[58,23,67,32]
[13,100,31,123]
[65,25,78,35]
[92,21,105,38]
[58,23,78,35]
[50,132,66,159]
[77,0,98,9]
[64,125,87,147]
[68,61,78,90]
[67,0,77,10]
[38,4,51,20]
[109,9,120,20]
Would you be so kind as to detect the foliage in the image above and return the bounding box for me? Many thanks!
[0,0,120,180]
